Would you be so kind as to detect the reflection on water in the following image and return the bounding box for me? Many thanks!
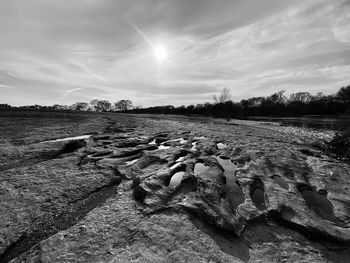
[178,138,187,144]
[217,143,228,149]
[168,172,185,188]
[247,116,350,131]
[125,159,138,166]
[215,156,236,175]
[158,145,171,150]
[148,139,157,146]
[42,135,91,143]
[170,162,182,170]
[191,142,197,151]
[194,162,209,175]
[176,156,185,162]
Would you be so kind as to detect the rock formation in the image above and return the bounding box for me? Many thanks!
[0,115,349,262]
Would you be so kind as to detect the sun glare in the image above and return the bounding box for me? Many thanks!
[153,45,168,62]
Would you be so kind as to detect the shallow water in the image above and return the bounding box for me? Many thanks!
[158,145,171,150]
[215,156,236,175]
[170,162,182,170]
[42,135,91,143]
[191,142,197,151]
[168,171,185,188]
[178,138,187,144]
[148,139,157,146]
[176,156,185,162]
[298,185,336,222]
[217,142,228,150]
[193,136,206,140]
[125,159,139,166]
[247,116,350,131]
[194,162,209,175]
[165,137,187,145]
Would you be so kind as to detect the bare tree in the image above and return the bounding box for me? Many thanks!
[70,102,89,111]
[213,87,232,103]
[115,100,133,111]
[337,85,350,104]
[289,92,312,104]
[90,99,111,112]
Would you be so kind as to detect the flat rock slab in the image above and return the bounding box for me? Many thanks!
[1,113,349,263]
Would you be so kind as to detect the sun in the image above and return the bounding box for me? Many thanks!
[153,44,168,62]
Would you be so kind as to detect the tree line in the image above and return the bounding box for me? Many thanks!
[129,85,350,117]
[1,85,349,117]
[0,99,134,112]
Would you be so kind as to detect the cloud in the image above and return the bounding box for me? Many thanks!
[0,83,14,89]
[0,0,349,106]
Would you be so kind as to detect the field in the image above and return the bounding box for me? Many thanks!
[0,110,349,263]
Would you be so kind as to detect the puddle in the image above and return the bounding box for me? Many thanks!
[194,162,210,175]
[191,142,197,151]
[125,159,139,166]
[215,156,236,175]
[297,184,336,222]
[164,138,187,145]
[178,138,187,144]
[170,163,182,170]
[168,172,185,188]
[214,156,244,212]
[158,145,171,150]
[250,178,267,210]
[148,140,157,146]
[226,182,245,212]
[176,156,186,162]
[42,135,91,143]
[217,143,228,150]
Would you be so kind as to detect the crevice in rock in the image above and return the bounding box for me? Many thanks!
[0,140,86,172]
[90,150,113,157]
[59,139,86,154]
[267,209,350,246]
[132,183,148,204]
[0,176,122,263]
[250,177,267,210]
[188,213,250,263]
[297,183,337,222]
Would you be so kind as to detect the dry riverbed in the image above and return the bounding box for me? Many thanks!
[0,112,349,263]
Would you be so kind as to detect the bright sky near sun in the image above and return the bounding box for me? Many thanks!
[0,0,350,106]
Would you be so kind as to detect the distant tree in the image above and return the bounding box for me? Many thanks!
[71,102,89,111]
[134,105,143,110]
[337,85,350,104]
[90,99,111,112]
[268,90,286,105]
[52,104,68,110]
[0,103,11,109]
[246,97,265,108]
[115,100,133,111]
[213,87,232,103]
[289,92,312,104]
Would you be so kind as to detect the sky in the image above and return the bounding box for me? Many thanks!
[0,0,349,107]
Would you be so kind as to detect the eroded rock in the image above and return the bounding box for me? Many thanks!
[1,114,350,263]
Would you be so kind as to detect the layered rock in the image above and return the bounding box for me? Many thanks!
[1,114,349,262]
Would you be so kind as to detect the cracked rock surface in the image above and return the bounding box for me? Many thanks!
[0,113,349,263]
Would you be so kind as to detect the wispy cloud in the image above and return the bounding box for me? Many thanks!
[0,0,349,106]
[0,83,14,89]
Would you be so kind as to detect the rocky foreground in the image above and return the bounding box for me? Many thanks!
[0,114,349,262]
